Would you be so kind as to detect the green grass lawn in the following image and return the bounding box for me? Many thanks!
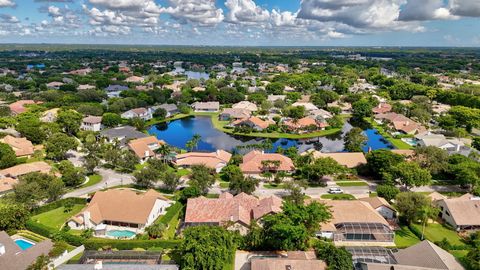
[365,118,413,150]
[263,183,286,189]
[336,181,368,187]
[176,168,191,177]
[320,194,356,200]
[80,174,103,188]
[219,181,229,188]
[369,192,378,197]
[31,204,85,230]
[162,212,180,240]
[395,225,421,248]
[410,223,464,246]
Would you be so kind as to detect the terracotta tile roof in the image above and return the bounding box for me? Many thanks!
[82,115,102,124]
[394,240,464,270]
[175,150,232,169]
[128,136,164,159]
[307,200,389,231]
[375,112,426,134]
[359,197,395,212]
[284,117,322,129]
[372,103,392,114]
[232,116,273,130]
[73,189,169,226]
[240,150,295,174]
[439,195,480,226]
[185,192,282,226]
[0,177,16,193]
[0,161,52,178]
[8,100,36,115]
[306,150,367,168]
[0,135,34,157]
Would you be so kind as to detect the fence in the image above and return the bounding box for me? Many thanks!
[49,245,85,269]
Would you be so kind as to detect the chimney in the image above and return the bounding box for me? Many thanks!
[83,211,91,229]
[456,143,461,152]
[0,243,5,255]
[145,150,150,157]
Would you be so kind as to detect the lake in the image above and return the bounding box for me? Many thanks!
[147,116,394,153]
[174,68,210,80]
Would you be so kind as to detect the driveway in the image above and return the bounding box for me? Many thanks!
[63,168,134,198]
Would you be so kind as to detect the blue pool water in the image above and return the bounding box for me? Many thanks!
[15,239,35,250]
[106,230,136,238]
[148,116,394,153]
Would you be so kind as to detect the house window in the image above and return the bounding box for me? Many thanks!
[445,211,450,216]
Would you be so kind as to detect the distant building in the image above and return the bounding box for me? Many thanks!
[0,135,34,157]
[81,116,103,132]
[219,108,251,121]
[150,104,178,117]
[231,116,273,131]
[121,107,152,120]
[100,126,148,146]
[191,102,220,112]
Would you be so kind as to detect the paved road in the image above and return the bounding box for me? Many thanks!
[63,168,134,198]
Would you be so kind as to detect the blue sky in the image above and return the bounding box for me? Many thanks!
[0,0,479,46]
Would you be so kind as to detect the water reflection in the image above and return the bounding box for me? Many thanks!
[147,116,393,153]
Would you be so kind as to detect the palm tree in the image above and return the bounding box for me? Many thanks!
[419,205,439,240]
[155,144,171,163]
[191,134,201,150]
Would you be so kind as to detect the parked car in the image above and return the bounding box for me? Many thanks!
[328,187,344,194]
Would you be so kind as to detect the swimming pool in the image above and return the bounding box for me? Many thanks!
[15,239,35,250]
[106,230,136,238]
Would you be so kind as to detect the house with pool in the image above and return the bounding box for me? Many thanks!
[0,231,53,270]
[68,189,172,238]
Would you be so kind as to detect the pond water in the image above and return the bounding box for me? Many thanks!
[147,116,394,153]
[173,68,210,80]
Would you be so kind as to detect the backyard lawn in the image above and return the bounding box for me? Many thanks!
[31,204,85,230]
[410,223,465,246]
[395,225,420,248]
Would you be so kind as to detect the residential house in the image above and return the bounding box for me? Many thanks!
[100,126,149,146]
[81,116,103,132]
[150,104,179,117]
[0,231,53,270]
[125,76,145,83]
[415,133,466,154]
[69,68,92,76]
[436,194,480,231]
[240,150,295,176]
[359,197,397,220]
[267,95,286,102]
[0,135,34,157]
[46,81,64,90]
[231,116,273,131]
[191,101,220,112]
[283,117,328,132]
[327,101,352,114]
[232,101,258,112]
[40,108,59,122]
[68,189,171,233]
[184,192,282,235]
[9,100,37,115]
[128,136,165,162]
[372,103,392,114]
[0,177,17,195]
[251,251,327,270]
[174,150,232,173]
[375,112,427,135]
[77,84,96,90]
[121,107,152,120]
[292,102,319,112]
[311,200,394,246]
[306,150,367,168]
[310,109,333,120]
[219,108,251,121]
[0,161,53,179]
[104,85,129,98]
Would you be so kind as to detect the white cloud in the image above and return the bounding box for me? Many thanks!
[399,0,457,21]
[224,0,270,24]
[88,0,161,13]
[449,0,480,17]
[162,0,224,26]
[0,0,15,7]
[0,13,19,23]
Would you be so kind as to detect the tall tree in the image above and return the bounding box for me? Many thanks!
[0,143,16,169]
[387,161,432,189]
[344,127,367,152]
[189,165,216,194]
[56,109,83,135]
[45,132,78,161]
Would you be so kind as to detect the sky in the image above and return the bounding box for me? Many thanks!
[0,0,480,46]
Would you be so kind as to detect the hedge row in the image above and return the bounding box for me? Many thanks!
[31,198,86,215]
[84,238,182,250]
[26,220,84,246]
[158,202,183,225]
